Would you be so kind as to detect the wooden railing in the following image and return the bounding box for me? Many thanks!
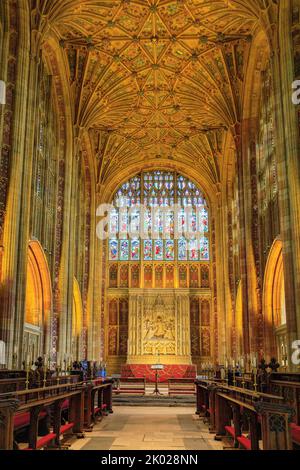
[0,374,80,394]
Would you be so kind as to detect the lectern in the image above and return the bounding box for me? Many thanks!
[151,364,164,396]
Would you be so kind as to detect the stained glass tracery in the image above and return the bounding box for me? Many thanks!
[109,171,210,261]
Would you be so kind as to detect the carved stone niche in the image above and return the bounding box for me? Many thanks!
[127,289,191,365]
[0,399,19,450]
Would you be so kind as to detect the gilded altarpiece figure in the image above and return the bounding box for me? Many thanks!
[127,291,191,365]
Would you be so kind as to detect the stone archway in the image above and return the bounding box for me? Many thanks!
[263,238,286,362]
[24,241,52,363]
[72,278,83,361]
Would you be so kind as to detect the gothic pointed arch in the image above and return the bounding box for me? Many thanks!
[235,280,243,357]
[72,277,83,361]
[263,238,286,361]
[24,240,52,361]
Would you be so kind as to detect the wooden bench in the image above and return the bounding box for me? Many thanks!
[114,377,146,395]
[84,379,113,430]
[24,432,57,450]
[237,435,251,450]
[224,425,251,450]
[291,422,300,447]
[195,379,296,450]
[215,390,293,450]
[0,382,85,449]
[14,410,48,434]
[168,379,195,396]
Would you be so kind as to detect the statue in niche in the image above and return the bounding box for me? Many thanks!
[153,316,165,338]
[143,295,175,342]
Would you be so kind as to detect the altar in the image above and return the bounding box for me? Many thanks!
[127,289,192,367]
[121,363,197,383]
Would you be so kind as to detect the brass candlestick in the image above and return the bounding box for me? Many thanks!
[43,366,47,388]
[253,367,258,392]
[56,365,60,385]
[12,353,17,370]
[25,362,30,390]
[241,368,245,388]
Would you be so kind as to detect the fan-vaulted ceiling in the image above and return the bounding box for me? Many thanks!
[38,0,267,187]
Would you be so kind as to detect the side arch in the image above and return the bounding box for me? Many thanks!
[263,238,286,360]
[72,277,83,361]
[24,240,52,361]
[235,280,243,358]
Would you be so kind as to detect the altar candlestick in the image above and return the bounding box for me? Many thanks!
[253,367,258,392]
[25,357,30,390]
[43,354,47,388]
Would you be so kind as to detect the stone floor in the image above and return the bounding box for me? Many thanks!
[70,406,223,451]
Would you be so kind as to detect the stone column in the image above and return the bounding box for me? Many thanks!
[90,207,103,362]
[235,134,251,357]
[0,0,31,368]
[271,3,300,366]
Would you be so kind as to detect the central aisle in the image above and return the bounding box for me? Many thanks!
[70,407,223,451]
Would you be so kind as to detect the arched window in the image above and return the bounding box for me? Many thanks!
[108,171,209,262]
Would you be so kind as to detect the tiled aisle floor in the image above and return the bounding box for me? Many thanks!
[70,407,223,451]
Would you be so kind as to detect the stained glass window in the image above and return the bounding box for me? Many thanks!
[154,240,163,261]
[109,240,118,261]
[144,240,153,261]
[109,171,210,261]
[120,240,129,261]
[178,238,188,261]
[200,236,209,261]
[165,240,175,261]
[109,209,118,236]
[131,239,140,261]
[189,239,199,261]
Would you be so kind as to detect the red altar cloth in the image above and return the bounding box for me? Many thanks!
[121,364,197,383]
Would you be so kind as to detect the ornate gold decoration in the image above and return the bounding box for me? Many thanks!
[37,0,265,189]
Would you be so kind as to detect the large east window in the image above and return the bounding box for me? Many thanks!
[109,171,209,262]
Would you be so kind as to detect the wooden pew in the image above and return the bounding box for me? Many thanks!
[215,392,260,450]
[83,380,113,431]
[114,377,146,396]
[101,378,114,414]
[168,378,195,396]
[0,382,85,450]
[0,398,19,449]
[0,373,80,395]
[268,372,300,448]
[214,387,293,450]
[195,378,296,450]
[195,378,225,431]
